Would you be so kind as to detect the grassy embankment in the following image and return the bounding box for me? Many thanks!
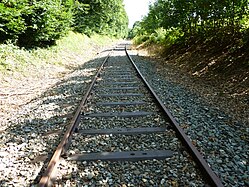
[133,33,249,127]
[0,31,116,81]
[0,31,118,124]
[135,33,249,101]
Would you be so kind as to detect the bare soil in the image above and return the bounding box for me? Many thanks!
[135,36,249,128]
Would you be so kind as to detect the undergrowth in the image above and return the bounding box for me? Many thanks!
[137,31,249,99]
[0,31,116,73]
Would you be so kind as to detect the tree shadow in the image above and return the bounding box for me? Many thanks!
[0,55,108,186]
[162,35,249,98]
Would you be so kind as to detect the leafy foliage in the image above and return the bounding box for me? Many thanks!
[0,1,27,41]
[19,0,73,47]
[0,0,128,48]
[0,0,73,47]
[131,0,249,45]
[73,0,128,38]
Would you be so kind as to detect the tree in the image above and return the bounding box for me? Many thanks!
[73,0,128,38]
[0,0,128,47]
[133,0,249,42]
[0,0,73,47]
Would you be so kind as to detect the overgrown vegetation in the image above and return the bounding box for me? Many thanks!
[130,0,249,99]
[130,0,249,47]
[73,0,128,38]
[0,31,116,73]
[0,0,128,48]
[0,0,73,47]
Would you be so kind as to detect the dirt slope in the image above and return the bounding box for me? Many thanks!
[135,37,249,127]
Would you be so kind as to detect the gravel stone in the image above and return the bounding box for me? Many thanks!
[130,50,249,186]
[0,48,112,186]
[2,44,246,186]
[53,48,205,186]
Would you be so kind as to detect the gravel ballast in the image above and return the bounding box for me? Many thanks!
[0,50,111,186]
[0,44,247,186]
[129,50,249,186]
[53,50,206,186]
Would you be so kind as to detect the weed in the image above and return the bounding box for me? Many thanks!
[0,31,116,74]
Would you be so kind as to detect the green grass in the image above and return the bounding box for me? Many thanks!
[0,31,116,73]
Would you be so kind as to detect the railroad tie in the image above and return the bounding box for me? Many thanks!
[98,93,143,97]
[95,101,146,106]
[82,111,153,118]
[76,127,168,135]
[67,150,174,162]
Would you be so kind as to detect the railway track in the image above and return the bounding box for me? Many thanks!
[38,43,223,186]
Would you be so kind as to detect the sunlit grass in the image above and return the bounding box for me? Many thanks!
[0,31,116,73]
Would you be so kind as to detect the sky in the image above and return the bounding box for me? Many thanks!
[123,0,155,28]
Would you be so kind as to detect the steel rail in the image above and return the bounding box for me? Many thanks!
[38,52,111,187]
[125,46,224,187]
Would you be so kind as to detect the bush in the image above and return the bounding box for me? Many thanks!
[148,27,167,44]
[19,1,73,47]
[163,28,184,47]
[133,35,150,45]
[0,0,73,48]
[132,27,183,47]
[0,1,27,42]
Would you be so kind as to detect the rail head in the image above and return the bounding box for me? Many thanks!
[38,45,224,187]
[38,52,111,187]
[125,45,224,187]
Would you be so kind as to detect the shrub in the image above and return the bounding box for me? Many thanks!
[133,35,150,45]
[0,0,73,48]
[163,28,184,47]
[132,27,183,47]
[0,0,27,42]
[148,27,167,44]
[18,0,73,47]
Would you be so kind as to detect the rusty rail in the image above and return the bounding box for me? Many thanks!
[38,52,111,187]
[38,45,223,187]
[125,46,223,187]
